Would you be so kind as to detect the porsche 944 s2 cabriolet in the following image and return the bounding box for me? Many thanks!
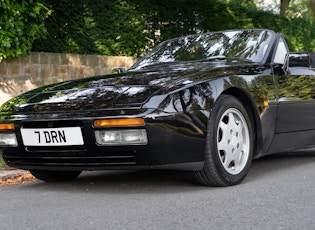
[0,29,314,186]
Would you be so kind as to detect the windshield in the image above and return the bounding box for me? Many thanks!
[130,29,274,70]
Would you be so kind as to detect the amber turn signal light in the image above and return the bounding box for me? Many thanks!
[263,100,269,107]
[0,123,15,130]
[93,118,145,127]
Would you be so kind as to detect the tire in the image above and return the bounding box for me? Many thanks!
[195,94,254,186]
[30,170,82,182]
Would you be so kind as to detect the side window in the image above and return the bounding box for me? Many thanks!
[273,37,288,64]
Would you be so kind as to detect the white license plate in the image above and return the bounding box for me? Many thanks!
[21,127,84,146]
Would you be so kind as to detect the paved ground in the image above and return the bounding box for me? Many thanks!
[1,154,315,230]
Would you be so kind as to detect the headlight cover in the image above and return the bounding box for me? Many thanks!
[95,129,148,146]
[0,133,18,147]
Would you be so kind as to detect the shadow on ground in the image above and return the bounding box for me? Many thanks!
[14,153,315,194]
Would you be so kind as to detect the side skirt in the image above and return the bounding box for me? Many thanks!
[265,129,315,155]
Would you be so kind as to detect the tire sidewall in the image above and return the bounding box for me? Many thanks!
[207,95,254,185]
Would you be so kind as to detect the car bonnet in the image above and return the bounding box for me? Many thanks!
[0,66,197,116]
[0,60,244,118]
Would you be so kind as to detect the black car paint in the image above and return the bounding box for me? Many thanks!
[1,30,315,172]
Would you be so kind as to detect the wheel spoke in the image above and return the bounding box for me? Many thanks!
[218,120,228,134]
[234,149,244,169]
[217,139,227,151]
[223,152,233,168]
[231,113,243,134]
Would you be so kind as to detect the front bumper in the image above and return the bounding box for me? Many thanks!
[2,116,206,171]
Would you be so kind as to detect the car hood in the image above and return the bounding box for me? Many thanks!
[0,61,252,116]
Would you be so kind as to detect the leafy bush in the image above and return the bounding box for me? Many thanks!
[31,0,314,56]
[0,156,7,170]
[0,0,50,62]
[32,0,150,56]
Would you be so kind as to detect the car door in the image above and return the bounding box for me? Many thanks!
[274,38,315,134]
[276,67,315,133]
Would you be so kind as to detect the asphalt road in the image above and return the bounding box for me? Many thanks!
[1,154,315,230]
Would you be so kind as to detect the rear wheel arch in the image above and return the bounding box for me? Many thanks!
[220,87,263,158]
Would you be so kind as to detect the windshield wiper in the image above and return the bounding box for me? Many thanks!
[198,56,226,62]
[226,57,253,63]
[129,61,181,71]
[198,56,253,63]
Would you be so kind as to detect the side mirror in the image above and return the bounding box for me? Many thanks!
[112,68,127,74]
[289,52,310,67]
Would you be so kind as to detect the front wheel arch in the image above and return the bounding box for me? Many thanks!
[195,94,256,186]
[221,88,262,158]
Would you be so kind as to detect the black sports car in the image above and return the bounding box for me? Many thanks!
[0,29,314,186]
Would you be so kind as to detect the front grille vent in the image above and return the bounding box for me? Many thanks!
[4,150,137,169]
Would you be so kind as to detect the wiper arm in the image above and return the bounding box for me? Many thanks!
[198,56,253,63]
[198,56,226,62]
[226,57,253,63]
[130,61,181,70]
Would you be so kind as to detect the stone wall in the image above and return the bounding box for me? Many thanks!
[0,52,137,105]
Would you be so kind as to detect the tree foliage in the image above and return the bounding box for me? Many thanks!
[28,0,315,56]
[0,0,50,62]
[32,0,149,56]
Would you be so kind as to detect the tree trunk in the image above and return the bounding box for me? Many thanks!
[280,0,290,14]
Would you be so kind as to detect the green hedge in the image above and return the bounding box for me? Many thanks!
[32,0,315,56]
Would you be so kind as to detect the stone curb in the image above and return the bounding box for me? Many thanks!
[0,169,29,180]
